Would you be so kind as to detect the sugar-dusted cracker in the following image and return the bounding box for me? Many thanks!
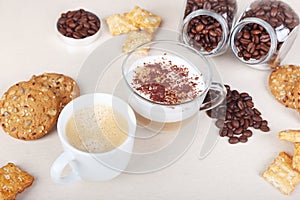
[30,73,80,111]
[0,163,34,200]
[126,6,162,33]
[122,30,153,54]
[0,81,60,140]
[262,152,300,195]
[269,65,300,109]
[278,130,300,142]
[293,143,300,172]
[106,13,138,36]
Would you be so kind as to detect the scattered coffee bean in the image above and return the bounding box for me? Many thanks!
[229,136,239,144]
[233,0,299,62]
[184,0,237,52]
[215,119,225,129]
[204,84,270,144]
[57,9,101,39]
[242,130,253,138]
[239,135,248,143]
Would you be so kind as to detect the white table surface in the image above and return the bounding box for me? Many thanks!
[0,0,300,199]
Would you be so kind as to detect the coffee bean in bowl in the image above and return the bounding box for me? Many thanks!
[56,8,101,45]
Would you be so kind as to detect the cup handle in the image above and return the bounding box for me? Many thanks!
[200,82,226,111]
[50,151,80,184]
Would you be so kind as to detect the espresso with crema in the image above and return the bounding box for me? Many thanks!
[65,104,128,153]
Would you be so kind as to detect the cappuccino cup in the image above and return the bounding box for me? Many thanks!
[50,93,136,183]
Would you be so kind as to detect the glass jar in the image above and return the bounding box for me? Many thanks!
[230,0,299,70]
[181,0,237,56]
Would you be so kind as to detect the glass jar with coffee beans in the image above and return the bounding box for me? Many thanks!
[230,0,299,70]
[181,0,237,56]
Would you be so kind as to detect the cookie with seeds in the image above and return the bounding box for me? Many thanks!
[30,73,80,111]
[0,81,60,140]
[269,65,300,109]
[292,81,300,112]
[0,163,34,200]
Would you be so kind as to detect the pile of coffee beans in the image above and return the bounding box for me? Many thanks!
[57,9,101,39]
[234,24,271,61]
[205,84,270,144]
[187,16,223,52]
[184,0,237,52]
[233,0,299,61]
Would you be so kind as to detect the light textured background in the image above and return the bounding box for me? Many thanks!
[0,0,299,199]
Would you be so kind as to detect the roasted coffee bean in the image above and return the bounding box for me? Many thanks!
[231,119,239,129]
[239,136,248,143]
[234,127,243,135]
[244,119,249,129]
[229,137,239,144]
[72,32,81,39]
[246,100,254,108]
[205,84,270,145]
[237,99,244,110]
[57,8,101,39]
[219,127,228,137]
[252,115,262,122]
[227,129,234,137]
[233,0,299,62]
[260,125,270,132]
[242,130,253,137]
[184,0,237,52]
[226,121,233,130]
[253,108,261,115]
[215,119,225,128]
[261,120,268,126]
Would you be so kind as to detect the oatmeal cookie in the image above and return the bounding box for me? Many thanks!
[0,81,60,140]
[269,65,300,108]
[30,73,80,111]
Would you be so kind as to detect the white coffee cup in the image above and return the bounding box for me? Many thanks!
[50,93,136,184]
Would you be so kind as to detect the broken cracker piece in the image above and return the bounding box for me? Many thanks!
[262,152,300,195]
[122,30,153,54]
[0,163,34,200]
[293,143,300,172]
[106,13,138,36]
[278,130,300,142]
[126,6,162,33]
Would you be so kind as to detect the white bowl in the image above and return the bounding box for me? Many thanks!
[55,9,102,46]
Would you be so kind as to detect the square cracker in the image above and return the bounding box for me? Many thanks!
[106,13,138,36]
[126,6,162,33]
[0,163,34,200]
[293,143,300,172]
[122,30,153,54]
[262,152,300,195]
[278,130,300,142]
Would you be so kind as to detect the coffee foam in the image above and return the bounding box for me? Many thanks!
[66,104,128,153]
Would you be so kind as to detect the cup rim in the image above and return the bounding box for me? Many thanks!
[57,93,136,156]
[121,40,213,106]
